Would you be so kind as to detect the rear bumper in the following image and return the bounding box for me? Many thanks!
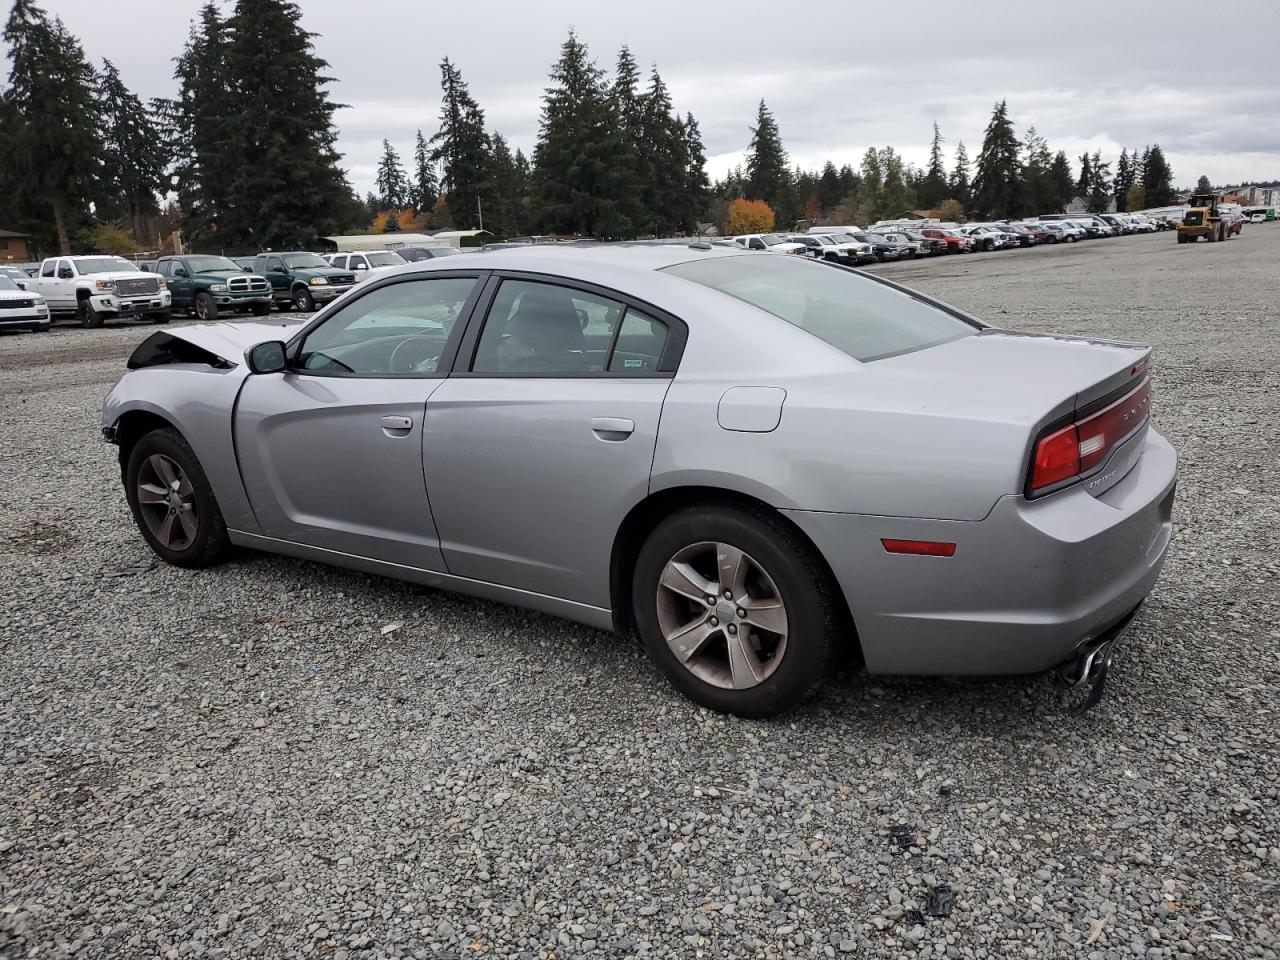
[786,427,1177,675]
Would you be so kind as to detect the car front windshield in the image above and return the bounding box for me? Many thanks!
[759,235,784,246]
[865,233,889,242]
[827,233,856,243]
[186,256,240,272]
[0,275,19,290]
[665,255,976,362]
[283,253,329,268]
[76,257,137,274]
[811,236,834,245]
[366,252,407,267]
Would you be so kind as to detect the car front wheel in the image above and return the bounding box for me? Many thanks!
[194,292,218,321]
[633,504,839,717]
[293,287,317,312]
[125,428,231,568]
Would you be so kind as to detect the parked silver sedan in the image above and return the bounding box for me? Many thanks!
[103,246,1176,716]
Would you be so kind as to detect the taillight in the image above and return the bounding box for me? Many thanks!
[1027,379,1151,497]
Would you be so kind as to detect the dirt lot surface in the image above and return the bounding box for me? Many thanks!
[1,229,1277,959]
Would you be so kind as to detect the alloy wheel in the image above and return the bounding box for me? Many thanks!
[136,453,198,551]
[655,541,789,690]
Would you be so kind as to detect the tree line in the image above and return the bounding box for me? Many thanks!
[0,0,1196,258]
[715,99,1179,231]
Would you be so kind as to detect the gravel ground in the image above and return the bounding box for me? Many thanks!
[1,229,1277,959]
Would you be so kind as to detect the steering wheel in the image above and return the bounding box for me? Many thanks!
[388,335,442,373]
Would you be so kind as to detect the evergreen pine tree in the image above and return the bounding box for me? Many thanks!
[745,100,788,205]
[221,0,353,250]
[531,31,626,237]
[680,113,711,232]
[1142,145,1175,206]
[375,139,409,209]
[487,132,524,237]
[1087,150,1111,213]
[1048,150,1074,211]
[1195,174,1211,192]
[410,129,438,216]
[949,141,970,207]
[969,100,1021,218]
[641,67,687,235]
[2,0,104,253]
[817,161,841,214]
[1076,153,1092,200]
[383,208,400,233]
[1114,148,1134,211]
[166,3,235,250]
[430,57,492,230]
[96,60,169,245]
[1019,126,1053,216]
[918,122,949,209]
[610,46,648,236]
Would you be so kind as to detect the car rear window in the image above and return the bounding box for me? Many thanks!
[664,255,977,361]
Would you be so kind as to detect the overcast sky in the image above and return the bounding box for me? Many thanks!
[10,1,1280,197]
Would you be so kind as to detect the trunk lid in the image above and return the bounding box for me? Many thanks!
[871,328,1152,499]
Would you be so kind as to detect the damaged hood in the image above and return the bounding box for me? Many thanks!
[159,317,308,366]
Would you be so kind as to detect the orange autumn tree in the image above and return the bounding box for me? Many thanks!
[725,198,775,235]
[370,207,427,234]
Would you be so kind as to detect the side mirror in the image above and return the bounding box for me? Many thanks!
[174,267,188,277]
[354,263,368,270]
[246,340,287,374]
[58,269,73,279]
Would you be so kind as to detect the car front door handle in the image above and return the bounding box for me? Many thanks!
[590,417,634,441]
[380,415,413,435]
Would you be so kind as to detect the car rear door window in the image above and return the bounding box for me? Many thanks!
[607,309,668,373]
[471,279,625,375]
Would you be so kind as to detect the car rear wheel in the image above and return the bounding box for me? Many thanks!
[293,287,316,312]
[633,504,838,717]
[125,428,231,569]
[194,292,218,321]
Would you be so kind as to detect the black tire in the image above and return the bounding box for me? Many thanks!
[150,311,171,324]
[36,323,51,333]
[125,427,231,569]
[194,291,218,321]
[77,298,101,328]
[632,504,839,717]
[251,302,271,316]
[293,286,316,312]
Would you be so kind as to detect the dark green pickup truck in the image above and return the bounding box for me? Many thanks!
[153,255,274,320]
[252,252,356,313]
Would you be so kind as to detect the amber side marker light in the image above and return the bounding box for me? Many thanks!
[881,538,957,558]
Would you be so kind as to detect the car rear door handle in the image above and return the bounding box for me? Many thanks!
[591,417,634,441]
[380,415,413,435]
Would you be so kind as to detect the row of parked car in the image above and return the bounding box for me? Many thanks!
[724,210,1179,266]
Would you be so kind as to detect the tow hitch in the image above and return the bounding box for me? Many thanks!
[1051,604,1142,713]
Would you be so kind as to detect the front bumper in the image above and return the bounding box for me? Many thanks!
[310,285,351,302]
[0,308,49,328]
[92,291,171,314]
[213,292,273,306]
[786,427,1177,676]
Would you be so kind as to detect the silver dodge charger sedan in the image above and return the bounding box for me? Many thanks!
[103,245,1176,716]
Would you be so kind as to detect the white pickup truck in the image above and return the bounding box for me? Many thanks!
[28,255,172,327]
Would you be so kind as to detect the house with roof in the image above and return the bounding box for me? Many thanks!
[0,229,32,262]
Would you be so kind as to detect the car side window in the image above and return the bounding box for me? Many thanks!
[352,256,367,269]
[297,276,478,376]
[267,258,284,273]
[157,260,171,277]
[749,238,765,250]
[471,279,625,375]
[607,309,668,374]
[42,260,55,277]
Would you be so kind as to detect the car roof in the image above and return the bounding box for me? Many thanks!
[406,243,746,275]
